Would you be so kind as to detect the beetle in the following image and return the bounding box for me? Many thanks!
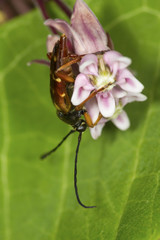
[41,34,105,208]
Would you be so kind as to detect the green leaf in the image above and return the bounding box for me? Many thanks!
[0,0,160,239]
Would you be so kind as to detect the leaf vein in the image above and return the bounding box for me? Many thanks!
[106,6,160,32]
[0,38,44,80]
[149,173,159,240]
[0,80,11,240]
[106,8,143,31]
[114,107,153,239]
[114,42,160,240]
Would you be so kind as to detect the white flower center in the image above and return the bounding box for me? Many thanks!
[90,56,116,91]
[95,72,115,89]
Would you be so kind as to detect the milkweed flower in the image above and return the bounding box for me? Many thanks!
[46,34,59,52]
[44,0,147,139]
[45,0,109,54]
[71,52,147,139]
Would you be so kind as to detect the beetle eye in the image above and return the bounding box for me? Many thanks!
[76,120,87,132]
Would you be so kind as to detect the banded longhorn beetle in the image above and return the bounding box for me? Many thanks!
[41,34,105,208]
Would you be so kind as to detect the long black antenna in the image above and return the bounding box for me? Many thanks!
[41,129,75,159]
[74,132,96,208]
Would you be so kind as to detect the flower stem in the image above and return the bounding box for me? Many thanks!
[52,0,72,18]
[35,0,57,34]
[27,59,50,67]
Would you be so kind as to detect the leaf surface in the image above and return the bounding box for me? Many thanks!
[0,1,160,239]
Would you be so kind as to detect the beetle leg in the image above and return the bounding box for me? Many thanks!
[55,71,75,83]
[57,56,82,72]
[84,112,103,127]
[55,55,83,82]
[68,53,85,58]
[75,87,105,111]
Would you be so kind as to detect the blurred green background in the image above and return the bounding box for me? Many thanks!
[0,0,160,239]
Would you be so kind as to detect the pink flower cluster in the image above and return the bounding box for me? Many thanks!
[71,51,146,138]
[45,0,147,139]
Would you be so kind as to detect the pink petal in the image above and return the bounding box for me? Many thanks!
[71,0,108,53]
[85,98,106,139]
[71,74,94,105]
[104,51,131,67]
[97,92,115,118]
[121,93,147,106]
[85,97,99,123]
[117,69,144,93]
[103,51,131,76]
[46,34,60,52]
[112,86,127,98]
[103,50,121,63]
[112,110,130,130]
[79,54,98,76]
[45,19,85,54]
[89,122,105,139]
